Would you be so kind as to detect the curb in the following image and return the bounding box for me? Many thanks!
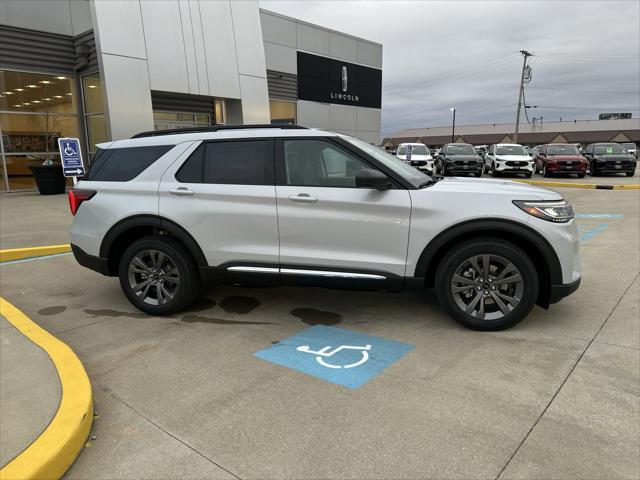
[0,245,71,263]
[514,179,640,190]
[0,298,93,480]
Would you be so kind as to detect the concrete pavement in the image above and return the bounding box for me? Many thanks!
[0,182,638,479]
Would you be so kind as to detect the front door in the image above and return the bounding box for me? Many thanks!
[158,139,279,268]
[275,138,412,277]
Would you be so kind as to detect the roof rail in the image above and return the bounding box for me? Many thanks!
[131,124,307,139]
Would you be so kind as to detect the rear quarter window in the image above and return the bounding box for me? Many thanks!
[86,145,174,181]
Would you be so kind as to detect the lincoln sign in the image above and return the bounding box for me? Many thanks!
[297,51,382,109]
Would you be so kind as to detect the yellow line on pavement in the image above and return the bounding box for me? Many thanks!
[0,298,93,480]
[514,179,640,190]
[0,244,71,263]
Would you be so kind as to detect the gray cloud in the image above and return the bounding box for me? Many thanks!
[259,0,640,137]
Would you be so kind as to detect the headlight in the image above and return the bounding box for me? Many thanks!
[513,200,574,223]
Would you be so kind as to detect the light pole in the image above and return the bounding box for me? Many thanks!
[450,108,456,143]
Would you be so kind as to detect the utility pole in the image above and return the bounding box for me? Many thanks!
[450,107,456,143]
[514,50,533,144]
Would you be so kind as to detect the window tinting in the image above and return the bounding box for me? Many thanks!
[87,145,173,181]
[176,145,204,183]
[283,139,370,188]
[203,140,268,185]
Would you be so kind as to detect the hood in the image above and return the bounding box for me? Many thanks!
[431,176,562,200]
[546,155,585,161]
[494,154,532,161]
[397,154,433,161]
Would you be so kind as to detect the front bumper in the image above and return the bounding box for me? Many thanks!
[549,277,581,304]
[593,160,635,173]
[547,162,587,173]
[494,161,534,173]
[444,162,483,174]
[416,161,434,173]
[71,244,111,276]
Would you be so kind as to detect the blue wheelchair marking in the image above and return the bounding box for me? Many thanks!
[577,222,609,242]
[254,325,414,389]
[575,214,623,219]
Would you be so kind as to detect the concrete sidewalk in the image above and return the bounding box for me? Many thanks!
[0,315,61,468]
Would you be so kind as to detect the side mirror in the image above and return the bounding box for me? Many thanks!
[356,169,391,190]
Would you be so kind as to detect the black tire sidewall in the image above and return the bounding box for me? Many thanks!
[118,236,200,315]
[435,238,539,331]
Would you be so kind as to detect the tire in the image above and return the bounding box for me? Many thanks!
[491,163,500,177]
[434,237,539,331]
[525,172,533,178]
[626,171,635,177]
[542,164,550,178]
[474,171,482,178]
[590,162,599,176]
[577,173,586,178]
[118,235,201,315]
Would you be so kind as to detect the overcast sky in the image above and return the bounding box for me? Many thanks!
[259,0,640,136]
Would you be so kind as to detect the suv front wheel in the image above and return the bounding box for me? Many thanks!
[435,238,538,330]
[118,236,201,315]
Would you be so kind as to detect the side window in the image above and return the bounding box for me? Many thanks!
[203,140,269,185]
[87,145,173,181]
[176,144,204,183]
[397,145,406,155]
[283,139,371,188]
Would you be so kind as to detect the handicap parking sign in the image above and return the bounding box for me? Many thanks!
[254,325,414,389]
[57,137,85,177]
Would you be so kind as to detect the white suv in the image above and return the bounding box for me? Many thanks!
[484,144,535,178]
[396,143,434,173]
[70,125,581,330]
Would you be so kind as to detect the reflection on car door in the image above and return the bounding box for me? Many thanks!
[158,139,279,267]
[275,138,412,277]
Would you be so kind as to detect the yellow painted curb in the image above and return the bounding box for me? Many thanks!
[0,298,93,480]
[0,245,71,263]
[514,179,640,190]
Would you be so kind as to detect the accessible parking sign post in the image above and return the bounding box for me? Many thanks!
[58,138,85,184]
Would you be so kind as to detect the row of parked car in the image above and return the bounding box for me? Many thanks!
[394,142,638,178]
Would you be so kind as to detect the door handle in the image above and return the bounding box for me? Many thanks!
[169,187,195,196]
[288,193,318,203]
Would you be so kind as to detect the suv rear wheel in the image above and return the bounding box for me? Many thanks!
[435,238,538,330]
[118,236,201,315]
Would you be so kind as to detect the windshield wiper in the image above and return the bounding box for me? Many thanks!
[418,177,442,188]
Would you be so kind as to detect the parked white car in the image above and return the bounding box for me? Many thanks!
[69,125,580,331]
[484,144,535,178]
[396,143,434,173]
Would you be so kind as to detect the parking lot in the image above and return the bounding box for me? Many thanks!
[1,174,639,479]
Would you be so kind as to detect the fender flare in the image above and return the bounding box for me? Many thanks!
[414,218,563,285]
[99,214,208,267]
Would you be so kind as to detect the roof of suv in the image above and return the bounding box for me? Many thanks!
[98,126,338,149]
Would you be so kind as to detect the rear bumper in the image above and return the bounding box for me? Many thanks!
[71,244,111,276]
[549,277,581,304]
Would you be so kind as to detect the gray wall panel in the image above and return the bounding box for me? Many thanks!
[70,0,92,35]
[330,104,357,132]
[297,100,330,129]
[263,42,297,74]
[296,23,329,56]
[140,0,189,94]
[101,54,153,139]
[357,40,382,68]
[198,0,240,98]
[356,107,381,132]
[0,0,72,35]
[188,0,209,96]
[93,0,146,59]
[239,75,270,123]
[329,33,357,63]
[178,0,199,94]
[259,10,296,47]
[230,1,268,78]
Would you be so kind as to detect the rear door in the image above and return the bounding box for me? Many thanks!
[274,137,412,277]
[158,139,279,267]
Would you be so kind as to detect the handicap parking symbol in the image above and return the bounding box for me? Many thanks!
[254,325,414,389]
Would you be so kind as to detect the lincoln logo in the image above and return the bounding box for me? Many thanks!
[330,65,359,102]
[342,65,348,92]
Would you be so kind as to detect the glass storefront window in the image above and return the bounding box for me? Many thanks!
[0,70,76,114]
[270,100,296,125]
[153,111,211,130]
[82,73,107,159]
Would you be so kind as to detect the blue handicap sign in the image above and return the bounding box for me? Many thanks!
[254,325,414,389]
[58,137,85,177]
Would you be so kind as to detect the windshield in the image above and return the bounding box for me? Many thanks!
[447,144,476,155]
[398,144,428,155]
[594,144,627,155]
[496,145,527,156]
[342,136,430,186]
[622,143,636,150]
[548,145,580,155]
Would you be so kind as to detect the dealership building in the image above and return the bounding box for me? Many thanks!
[383,118,640,150]
[0,0,382,192]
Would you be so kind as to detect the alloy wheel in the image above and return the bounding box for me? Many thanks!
[127,249,181,305]
[450,254,523,320]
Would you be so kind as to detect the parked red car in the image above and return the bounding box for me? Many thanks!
[535,144,587,178]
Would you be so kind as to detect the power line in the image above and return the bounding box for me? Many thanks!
[533,105,640,111]
[527,86,640,95]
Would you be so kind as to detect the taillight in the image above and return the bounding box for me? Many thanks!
[68,189,96,215]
